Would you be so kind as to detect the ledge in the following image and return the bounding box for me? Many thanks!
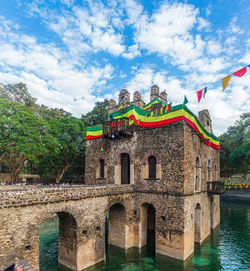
[144,178,160,181]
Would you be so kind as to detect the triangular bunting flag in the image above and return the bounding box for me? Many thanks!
[233,67,247,77]
[222,75,231,91]
[169,102,172,111]
[120,102,123,113]
[197,89,203,103]
[183,96,188,104]
[203,87,207,98]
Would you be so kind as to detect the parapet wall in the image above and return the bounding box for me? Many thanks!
[108,84,168,115]
[0,185,134,208]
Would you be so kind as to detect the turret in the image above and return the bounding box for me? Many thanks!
[119,89,130,105]
[198,110,213,133]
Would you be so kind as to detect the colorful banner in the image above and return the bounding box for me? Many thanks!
[143,98,167,110]
[222,75,231,91]
[183,95,188,104]
[233,67,247,77]
[85,124,103,140]
[86,104,220,150]
[197,89,203,103]
[197,87,207,103]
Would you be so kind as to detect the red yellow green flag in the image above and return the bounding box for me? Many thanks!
[222,75,231,90]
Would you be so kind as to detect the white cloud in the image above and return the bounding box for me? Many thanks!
[206,40,222,55]
[124,66,250,135]
[197,17,210,31]
[1,0,249,135]
[122,44,140,59]
[227,17,244,35]
[0,16,114,116]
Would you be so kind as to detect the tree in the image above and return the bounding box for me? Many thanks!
[0,83,37,108]
[81,100,109,127]
[38,116,85,183]
[0,99,57,183]
[220,112,250,175]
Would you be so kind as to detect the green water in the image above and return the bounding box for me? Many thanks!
[39,199,250,271]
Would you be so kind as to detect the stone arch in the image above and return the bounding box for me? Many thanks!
[114,149,134,185]
[107,203,126,248]
[194,203,201,243]
[115,149,134,165]
[142,151,161,180]
[36,208,78,271]
[142,150,161,165]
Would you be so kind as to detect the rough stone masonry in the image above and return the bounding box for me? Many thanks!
[0,85,222,271]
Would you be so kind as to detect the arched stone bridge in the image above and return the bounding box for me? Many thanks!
[0,184,219,271]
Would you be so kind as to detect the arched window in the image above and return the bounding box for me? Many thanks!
[100,159,105,179]
[148,156,156,179]
[207,159,212,181]
[195,157,201,191]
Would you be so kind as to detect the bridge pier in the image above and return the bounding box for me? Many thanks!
[77,235,105,271]
[57,212,77,270]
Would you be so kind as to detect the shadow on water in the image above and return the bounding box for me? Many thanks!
[39,198,250,271]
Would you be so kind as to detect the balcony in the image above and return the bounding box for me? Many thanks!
[207,181,225,194]
[103,117,133,140]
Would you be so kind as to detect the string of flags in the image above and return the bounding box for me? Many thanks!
[100,65,249,151]
[182,64,249,105]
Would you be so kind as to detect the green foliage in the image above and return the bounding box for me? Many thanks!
[220,112,250,176]
[0,99,57,182]
[0,82,37,107]
[0,82,110,182]
[81,100,109,126]
[36,105,72,121]
[37,116,85,182]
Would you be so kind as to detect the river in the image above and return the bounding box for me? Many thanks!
[39,198,250,271]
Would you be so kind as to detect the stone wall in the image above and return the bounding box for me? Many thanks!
[85,104,220,263]
[0,185,134,270]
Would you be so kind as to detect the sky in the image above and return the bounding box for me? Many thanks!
[0,0,249,135]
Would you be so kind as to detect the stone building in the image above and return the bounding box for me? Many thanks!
[0,85,224,271]
[85,85,223,262]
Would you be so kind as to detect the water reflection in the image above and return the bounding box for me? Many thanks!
[39,199,250,271]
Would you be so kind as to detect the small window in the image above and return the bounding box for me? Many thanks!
[148,156,156,179]
[208,159,211,167]
[100,159,105,179]
[195,157,201,191]
[207,159,211,181]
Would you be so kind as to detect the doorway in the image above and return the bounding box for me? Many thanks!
[121,153,130,184]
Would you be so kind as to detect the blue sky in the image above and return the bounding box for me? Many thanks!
[0,0,249,134]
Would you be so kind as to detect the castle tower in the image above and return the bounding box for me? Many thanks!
[150,84,168,103]
[198,109,212,133]
[119,89,130,105]
[150,84,160,101]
